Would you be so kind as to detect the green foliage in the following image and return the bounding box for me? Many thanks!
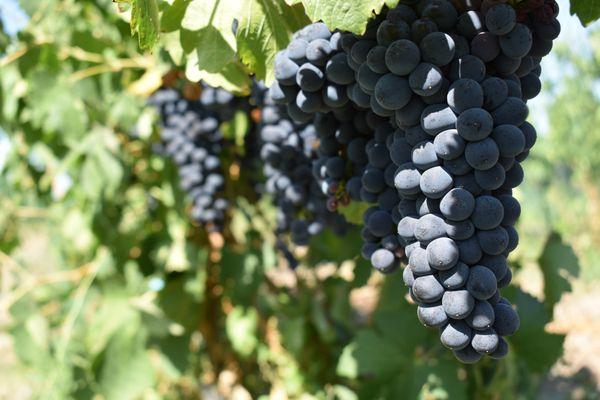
[117,0,600,90]
[0,0,595,399]
[571,0,600,25]
[300,0,395,34]
[122,0,160,51]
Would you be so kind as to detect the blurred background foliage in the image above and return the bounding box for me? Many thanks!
[0,0,598,399]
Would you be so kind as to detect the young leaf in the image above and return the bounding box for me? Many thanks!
[181,0,241,73]
[129,0,160,51]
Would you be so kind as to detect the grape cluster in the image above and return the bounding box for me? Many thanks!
[255,86,349,246]
[271,23,354,123]
[150,85,238,231]
[311,0,559,362]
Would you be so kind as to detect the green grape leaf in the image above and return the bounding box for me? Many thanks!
[236,0,310,84]
[181,0,240,73]
[160,0,190,33]
[570,0,600,25]
[185,58,252,94]
[337,329,406,378]
[300,0,388,34]
[307,225,365,265]
[538,232,579,309]
[99,319,156,400]
[129,0,160,51]
[504,287,565,373]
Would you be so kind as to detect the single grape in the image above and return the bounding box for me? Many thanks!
[499,23,533,59]
[440,320,472,350]
[477,226,509,255]
[485,3,516,35]
[497,194,521,226]
[420,166,453,199]
[418,302,449,328]
[412,140,439,170]
[471,328,500,354]
[306,38,333,66]
[457,11,484,39]
[403,265,416,287]
[453,345,482,363]
[434,129,465,160]
[445,219,475,241]
[444,155,473,176]
[466,265,498,300]
[371,248,399,273]
[442,290,475,319]
[474,163,505,190]
[374,74,412,110]
[465,138,500,170]
[367,45,390,74]
[395,97,426,128]
[394,162,422,195]
[449,55,486,82]
[410,246,435,276]
[326,53,355,85]
[414,213,447,243]
[377,20,411,46]
[440,188,475,222]
[439,261,470,289]
[447,79,484,113]
[491,124,526,158]
[385,39,421,76]
[427,237,459,270]
[457,236,483,264]
[420,32,456,66]
[471,195,504,230]
[421,104,457,136]
[480,254,509,281]
[471,32,500,63]
[409,63,444,97]
[489,337,509,359]
[456,108,494,141]
[416,195,440,216]
[413,275,445,303]
[493,303,520,336]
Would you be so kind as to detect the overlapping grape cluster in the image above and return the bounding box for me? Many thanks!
[150,86,236,231]
[255,86,349,246]
[271,23,354,123]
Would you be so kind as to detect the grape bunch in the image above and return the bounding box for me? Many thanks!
[254,85,349,247]
[150,85,237,232]
[268,0,558,362]
[332,0,560,363]
[273,22,384,213]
